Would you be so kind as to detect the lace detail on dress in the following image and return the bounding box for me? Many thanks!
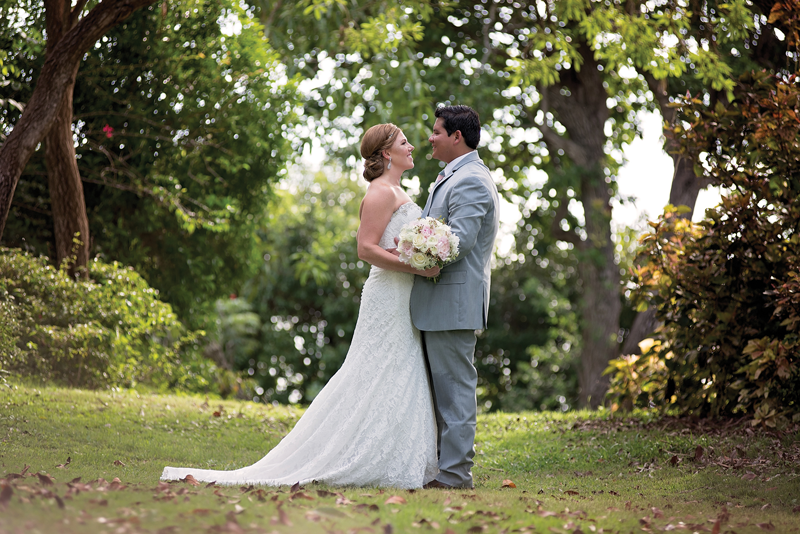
[378,202,420,250]
[161,202,437,489]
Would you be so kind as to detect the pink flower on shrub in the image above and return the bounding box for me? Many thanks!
[103,124,114,138]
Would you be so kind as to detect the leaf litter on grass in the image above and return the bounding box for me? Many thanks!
[2,384,800,533]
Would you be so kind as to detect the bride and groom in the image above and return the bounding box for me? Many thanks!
[162,105,500,490]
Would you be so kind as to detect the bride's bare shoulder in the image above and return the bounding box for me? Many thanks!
[359,181,398,220]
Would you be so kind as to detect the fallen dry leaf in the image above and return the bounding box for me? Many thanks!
[56,457,71,469]
[384,495,407,505]
[113,460,126,467]
[305,510,321,522]
[501,479,517,488]
[652,506,664,519]
[290,481,301,493]
[37,473,54,486]
[336,495,354,505]
[537,507,557,518]
[181,474,200,486]
[277,505,292,526]
[694,445,704,462]
[0,485,12,510]
[565,490,579,496]
[756,522,776,531]
[670,455,679,466]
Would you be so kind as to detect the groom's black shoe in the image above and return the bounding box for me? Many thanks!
[423,479,453,490]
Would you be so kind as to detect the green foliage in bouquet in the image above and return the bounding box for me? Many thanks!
[606,71,800,426]
[0,248,225,393]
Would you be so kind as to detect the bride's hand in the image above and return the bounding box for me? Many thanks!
[418,265,440,278]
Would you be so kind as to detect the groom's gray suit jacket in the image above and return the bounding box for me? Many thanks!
[410,151,499,330]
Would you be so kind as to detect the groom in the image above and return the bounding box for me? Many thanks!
[411,105,500,489]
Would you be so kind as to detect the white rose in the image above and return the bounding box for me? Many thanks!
[426,235,440,250]
[412,234,427,249]
[409,252,430,270]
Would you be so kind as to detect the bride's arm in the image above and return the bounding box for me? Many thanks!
[357,189,439,277]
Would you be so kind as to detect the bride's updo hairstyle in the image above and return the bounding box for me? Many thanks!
[360,123,399,182]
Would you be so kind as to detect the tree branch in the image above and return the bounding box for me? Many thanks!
[70,0,90,26]
[537,85,590,166]
[551,198,582,247]
[0,0,158,239]
[642,71,675,125]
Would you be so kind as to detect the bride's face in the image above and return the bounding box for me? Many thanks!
[385,131,414,171]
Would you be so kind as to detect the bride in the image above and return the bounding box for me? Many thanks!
[161,123,440,488]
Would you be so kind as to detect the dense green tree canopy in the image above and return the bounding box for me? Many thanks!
[1,0,300,325]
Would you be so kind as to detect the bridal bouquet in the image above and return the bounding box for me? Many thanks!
[397,217,459,279]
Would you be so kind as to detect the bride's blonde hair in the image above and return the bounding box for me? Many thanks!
[360,123,399,182]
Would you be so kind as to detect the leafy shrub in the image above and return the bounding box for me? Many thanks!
[606,72,800,426]
[0,247,246,394]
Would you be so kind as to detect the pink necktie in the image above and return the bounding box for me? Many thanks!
[435,171,445,184]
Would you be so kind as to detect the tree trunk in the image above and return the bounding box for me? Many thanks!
[576,168,623,407]
[0,0,156,242]
[45,70,89,277]
[540,40,621,408]
[44,0,90,278]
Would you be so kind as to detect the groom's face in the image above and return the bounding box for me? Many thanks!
[429,117,457,163]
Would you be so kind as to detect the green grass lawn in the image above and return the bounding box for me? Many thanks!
[1,382,799,533]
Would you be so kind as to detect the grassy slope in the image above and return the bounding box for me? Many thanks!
[1,383,799,534]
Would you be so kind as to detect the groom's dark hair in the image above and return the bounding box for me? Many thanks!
[435,105,480,149]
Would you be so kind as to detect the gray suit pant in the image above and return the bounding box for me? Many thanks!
[421,329,478,488]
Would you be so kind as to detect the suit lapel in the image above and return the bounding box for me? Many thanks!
[422,151,482,216]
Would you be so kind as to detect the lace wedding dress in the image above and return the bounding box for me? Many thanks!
[161,202,438,488]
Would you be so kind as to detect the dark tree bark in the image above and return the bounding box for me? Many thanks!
[541,41,621,408]
[44,0,90,277]
[0,0,156,245]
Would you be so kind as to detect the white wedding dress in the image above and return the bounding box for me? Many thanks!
[161,202,438,488]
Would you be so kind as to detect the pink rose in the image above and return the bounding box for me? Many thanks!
[437,237,450,260]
